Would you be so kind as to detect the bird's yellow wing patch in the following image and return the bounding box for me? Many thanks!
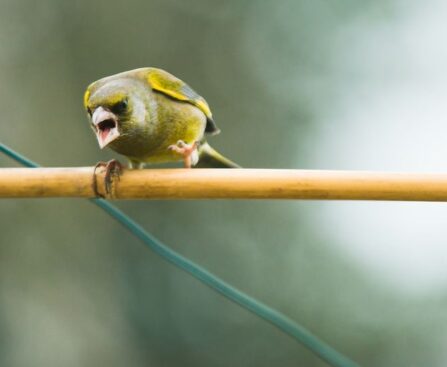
[147,68,212,119]
[83,89,91,109]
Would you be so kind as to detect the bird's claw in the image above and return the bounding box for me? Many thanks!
[168,140,199,168]
[93,159,123,198]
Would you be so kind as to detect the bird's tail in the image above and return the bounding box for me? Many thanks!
[195,141,240,168]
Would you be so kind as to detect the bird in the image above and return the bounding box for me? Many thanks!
[83,67,239,194]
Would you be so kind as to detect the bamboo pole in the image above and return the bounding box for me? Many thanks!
[2,167,447,201]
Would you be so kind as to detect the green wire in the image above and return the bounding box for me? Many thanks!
[0,142,359,367]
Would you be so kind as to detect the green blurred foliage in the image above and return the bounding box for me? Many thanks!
[1,1,446,366]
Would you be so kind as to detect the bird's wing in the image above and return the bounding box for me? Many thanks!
[146,68,220,135]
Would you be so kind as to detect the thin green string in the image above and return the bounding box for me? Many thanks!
[0,142,359,367]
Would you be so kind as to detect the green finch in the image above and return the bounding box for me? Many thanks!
[84,67,238,172]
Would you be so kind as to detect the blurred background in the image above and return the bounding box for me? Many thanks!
[1,0,447,366]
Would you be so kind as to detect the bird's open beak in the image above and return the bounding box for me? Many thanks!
[92,106,120,149]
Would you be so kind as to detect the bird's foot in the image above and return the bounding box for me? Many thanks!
[168,140,199,168]
[93,159,123,197]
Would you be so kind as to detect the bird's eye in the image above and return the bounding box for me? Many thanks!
[112,99,128,114]
[86,107,92,116]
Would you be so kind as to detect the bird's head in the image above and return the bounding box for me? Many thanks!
[84,74,149,150]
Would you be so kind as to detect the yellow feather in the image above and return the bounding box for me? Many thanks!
[102,93,127,106]
[147,69,213,119]
[195,99,212,118]
[83,89,90,108]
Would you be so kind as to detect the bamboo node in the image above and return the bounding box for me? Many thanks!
[92,164,105,198]
[91,161,123,199]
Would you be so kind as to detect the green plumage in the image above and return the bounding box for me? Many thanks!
[84,67,238,168]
